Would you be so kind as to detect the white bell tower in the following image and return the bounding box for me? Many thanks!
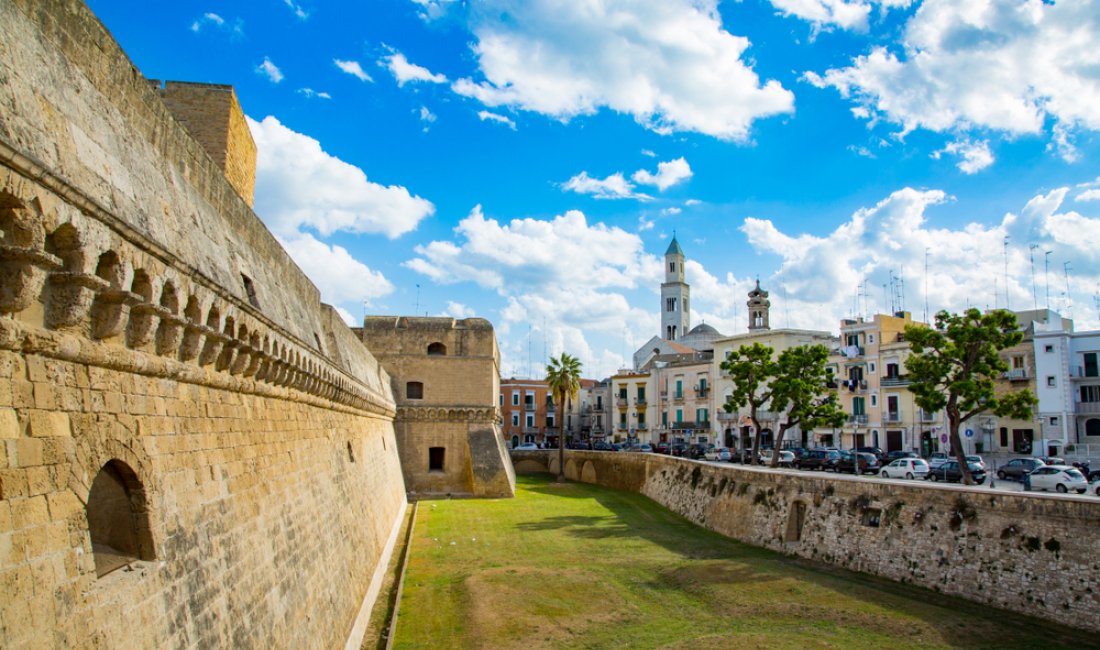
[661,237,690,340]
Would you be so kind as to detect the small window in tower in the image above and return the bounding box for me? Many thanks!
[669,262,675,273]
[429,447,445,471]
[407,381,424,399]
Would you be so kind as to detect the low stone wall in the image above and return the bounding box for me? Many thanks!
[511,450,1100,632]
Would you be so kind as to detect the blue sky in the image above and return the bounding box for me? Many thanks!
[89,0,1100,378]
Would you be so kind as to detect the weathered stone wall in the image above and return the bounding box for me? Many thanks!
[512,450,1100,632]
[363,317,514,498]
[0,1,409,647]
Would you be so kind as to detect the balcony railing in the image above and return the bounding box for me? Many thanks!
[880,375,910,387]
[617,401,628,410]
[523,427,540,434]
[918,410,937,422]
[1076,402,1100,414]
[694,386,709,397]
[524,403,536,411]
[884,412,902,423]
[716,411,738,421]
[591,404,604,412]
[635,397,647,406]
[672,392,684,401]
[1002,368,1028,381]
[848,414,869,425]
[636,423,648,430]
[1071,365,1100,379]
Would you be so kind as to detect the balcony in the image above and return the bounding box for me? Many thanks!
[591,404,604,412]
[716,411,738,421]
[672,392,685,402]
[848,414,869,425]
[884,412,902,423]
[1071,366,1100,380]
[636,423,648,430]
[1002,368,1028,381]
[617,401,628,410]
[635,397,647,406]
[843,379,868,392]
[918,410,937,422]
[694,386,710,398]
[523,427,540,435]
[880,374,910,387]
[524,403,536,411]
[1076,402,1100,414]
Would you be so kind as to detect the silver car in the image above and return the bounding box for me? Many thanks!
[880,458,930,479]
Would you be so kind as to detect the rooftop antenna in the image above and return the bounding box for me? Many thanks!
[1029,244,1038,309]
[527,324,532,378]
[1044,250,1052,310]
[994,277,999,310]
[1003,236,1010,309]
[1063,261,1073,318]
[923,248,930,323]
[415,283,420,316]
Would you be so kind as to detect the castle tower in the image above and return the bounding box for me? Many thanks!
[747,280,771,331]
[661,237,690,340]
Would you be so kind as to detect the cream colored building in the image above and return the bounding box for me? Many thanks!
[609,370,650,443]
[647,352,715,444]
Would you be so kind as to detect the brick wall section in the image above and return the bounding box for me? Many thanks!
[156,82,257,208]
[511,450,1100,633]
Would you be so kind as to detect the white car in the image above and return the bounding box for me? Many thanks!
[514,442,539,450]
[1026,465,1088,494]
[927,452,951,469]
[880,458,930,479]
[964,454,985,470]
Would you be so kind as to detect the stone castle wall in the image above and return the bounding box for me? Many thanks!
[512,450,1100,632]
[1,1,408,647]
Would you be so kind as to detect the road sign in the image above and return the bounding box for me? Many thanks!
[940,433,948,443]
[964,428,974,438]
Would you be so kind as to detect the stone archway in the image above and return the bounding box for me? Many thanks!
[580,460,597,483]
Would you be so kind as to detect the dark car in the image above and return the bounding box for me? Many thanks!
[996,457,1045,481]
[856,447,887,462]
[592,440,613,451]
[926,460,987,484]
[670,443,689,457]
[571,440,592,450]
[654,442,671,455]
[834,451,880,474]
[885,450,919,462]
[688,444,711,460]
[796,448,840,471]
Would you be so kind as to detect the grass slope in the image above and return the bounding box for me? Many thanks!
[394,474,1093,649]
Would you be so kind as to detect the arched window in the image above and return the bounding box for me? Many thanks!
[85,460,154,577]
[407,381,424,399]
[427,342,446,356]
[1086,418,1100,437]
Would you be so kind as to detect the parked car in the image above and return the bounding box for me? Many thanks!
[1092,480,1100,497]
[885,450,920,462]
[926,460,987,484]
[796,448,840,471]
[759,449,795,467]
[1026,465,1088,494]
[670,443,689,457]
[654,442,671,455]
[926,451,951,469]
[571,440,592,450]
[688,444,711,460]
[856,447,887,462]
[833,451,880,474]
[879,458,930,479]
[996,457,1045,481]
[704,446,729,461]
[964,454,986,470]
[514,442,539,450]
[592,440,613,451]
[637,444,653,453]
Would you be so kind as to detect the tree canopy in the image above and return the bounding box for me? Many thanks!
[904,308,1037,484]
[720,343,778,464]
[770,345,847,466]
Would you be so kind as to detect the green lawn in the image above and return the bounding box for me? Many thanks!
[393,474,1092,649]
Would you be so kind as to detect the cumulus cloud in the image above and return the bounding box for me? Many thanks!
[384,50,448,86]
[477,110,516,130]
[419,106,437,123]
[256,57,283,83]
[191,13,242,35]
[334,59,373,82]
[932,139,994,174]
[297,88,331,100]
[441,301,476,318]
[248,115,435,238]
[768,0,911,32]
[451,0,793,141]
[632,157,693,191]
[410,0,460,22]
[807,0,1100,156]
[562,172,651,201]
[1077,189,1100,203]
[278,233,394,307]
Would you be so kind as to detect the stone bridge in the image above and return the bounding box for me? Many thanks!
[511,449,1100,633]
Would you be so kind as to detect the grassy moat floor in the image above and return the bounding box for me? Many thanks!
[392,474,1094,649]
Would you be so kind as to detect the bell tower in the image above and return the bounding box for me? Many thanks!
[661,236,690,340]
[747,280,770,331]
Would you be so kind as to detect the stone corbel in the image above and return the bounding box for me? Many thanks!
[241,347,264,378]
[178,322,207,362]
[198,328,230,367]
[155,313,188,357]
[91,288,143,340]
[45,271,110,329]
[126,302,171,349]
[215,338,239,372]
[0,245,62,315]
[229,343,253,375]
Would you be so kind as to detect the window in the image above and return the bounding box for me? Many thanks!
[662,411,668,426]
[885,362,899,378]
[869,362,876,373]
[870,394,877,407]
[1050,416,1059,426]
[86,460,155,577]
[1081,385,1100,403]
[637,386,645,401]
[620,413,627,427]
[546,414,555,428]
[669,262,675,273]
[852,396,865,415]
[406,381,423,399]
[666,297,676,312]
[1085,352,1099,377]
[868,334,875,344]
[499,394,503,406]
[1000,427,1008,447]
[429,447,445,471]
[675,379,683,398]
[1012,355,1025,369]
[427,342,446,355]
[618,385,627,399]
[846,334,859,347]
[1047,376,1056,387]
[512,413,519,427]
[638,412,646,425]
[512,392,519,406]
[1086,419,1100,437]
[1044,344,1054,353]
[676,409,683,423]
[526,414,534,428]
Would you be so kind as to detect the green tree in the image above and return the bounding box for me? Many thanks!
[769,345,847,467]
[904,309,1037,485]
[720,343,778,465]
[546,352,582,482]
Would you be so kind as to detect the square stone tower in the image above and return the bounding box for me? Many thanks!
[360,317,516,498]
[155,81,257,207]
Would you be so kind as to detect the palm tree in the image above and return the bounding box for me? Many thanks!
[546,352,582,482]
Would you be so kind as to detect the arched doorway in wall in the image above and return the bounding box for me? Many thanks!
[511,435,520,448]
[85,460,155,577]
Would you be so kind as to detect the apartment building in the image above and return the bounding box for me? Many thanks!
[646,352,714,445]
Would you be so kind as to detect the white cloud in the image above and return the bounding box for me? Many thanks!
[410,0,459,22]
[562,171,651,201]
[441,301,476,318]
[335,306,358,326]
[297,88,332,100]
[451,0,794,141]
[256,57,284,83]
[807,0,1100,154]
[284,0,309,20]
[1077,189,1100,202]
[278,233,394,306]
[191,13,224,32]
[477,110,517,130]
[419,106,437,123]
[631,157,693,191]
[660,207,681,216]
[768,0,911,32]
[641,149,657,158]
[931,138,994,174]
[248,115,435,238]
[684,199,702,206]
[334,59,373,82]
[384,51,448,86]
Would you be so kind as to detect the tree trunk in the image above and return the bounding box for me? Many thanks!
[750,408,763,465]
[948,405,974,485]
[771,424,792,468]
[557,392,566,482]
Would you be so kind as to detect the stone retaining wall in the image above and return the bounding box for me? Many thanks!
[512,450,1100,632]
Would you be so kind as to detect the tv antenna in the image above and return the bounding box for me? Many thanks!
[1044,251,1052,310]
[1003,236,1010,309]
[1029,244,1038,309]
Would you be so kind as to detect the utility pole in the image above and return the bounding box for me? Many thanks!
[1044,251,1052,310]
[1003,236,1010,309]
[1063,262,1073,318]
[1029,244,1038,309]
